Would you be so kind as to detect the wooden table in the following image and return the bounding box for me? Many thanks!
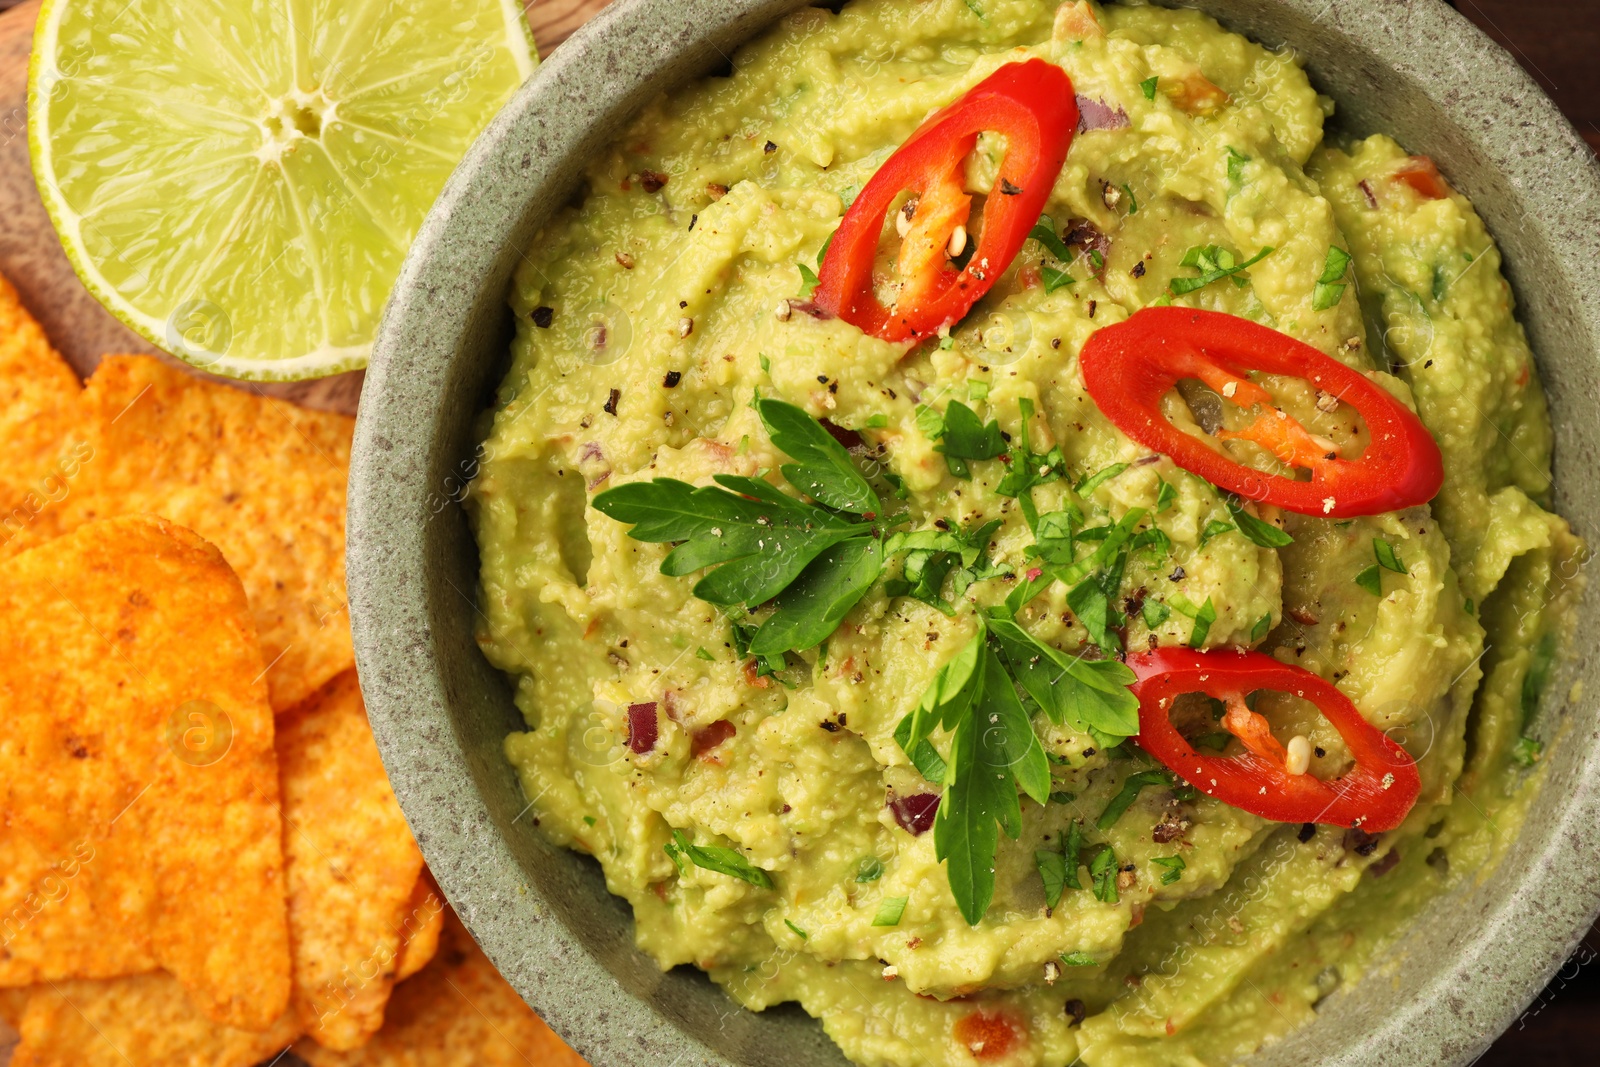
[0,0,1592,1063]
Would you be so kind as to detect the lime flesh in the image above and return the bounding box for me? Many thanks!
[29,0,535,380]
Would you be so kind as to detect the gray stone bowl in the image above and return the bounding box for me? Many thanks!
[346,1,1600,1064]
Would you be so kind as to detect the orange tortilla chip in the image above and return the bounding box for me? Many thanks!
[0,272,82,553]
[0,516,290,1030]
[296,909,590,1067]
[0,986,27,1027]
[10,973,300,1067]
[280,671,427,1050]
[40,354,355,711]
[394,871,446,983]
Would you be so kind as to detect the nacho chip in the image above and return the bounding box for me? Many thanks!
[295,910,590,1067]
[279,670,427,1050]
[394,872,446,983]
[0,986,27,1027]
[39,355,355,711]
[0,272,82,553]
[0,516,290,1030]
[10,973,300,1067]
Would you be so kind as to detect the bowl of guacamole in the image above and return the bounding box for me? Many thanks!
[346,2,1600,1065]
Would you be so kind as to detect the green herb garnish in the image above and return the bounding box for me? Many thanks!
[1140,76,1158,100]
[594,399,883,659]
[1153,854,1186,886]
[856,856,885,883]
[1060,950,1100,966]
[872,896,909,926]
[1225,146,1250,191]
[1355,564,1383,597]
[664,830,773,889]
[1223,492,1294,547]
[1028,214,1073,261]
[1076,462,1130,496]
[1313,246,1353,311]
[1042,265,1075,293]
[1088,845,1120,904]
[1200,519,1235,547]
[1170,244,1274,296]
[1250,613,1272,642]
[785,919,809,940]
[1036,849,1070,910]
[932,400,1006,478]
[797,262,820,299]
[1097,769,1169,830]
[1373,537,1409,574]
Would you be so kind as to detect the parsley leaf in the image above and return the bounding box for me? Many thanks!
[785,919,809,939]
[594,400,885,658]
[750,536,884,656]
[873,896,909,926]
[1199,519,1235,546]
[1153,854,1186,886]
[1140,76,1159,100]
[1143,599,1171,627]
[1036,849,1070,910]
[1355,564,1383,596]
[1060,950,1100,967]
[935,400,1007,477]
[1170,244,1274,296]
[1028,214,1074,261]
[1226,146,1250,191]
[1250,613,1272,641]
[757,398,879,514]
[1097,769,1169,830]
[1042,265,1075,293]
[1223,492,1294,547]
[797,262,820,299]
[1373,537,1409,574]
[1076,462,1129,496]
[1088,845,1120,903]
[664,830,773,888]
[593,475,867,606]
[1063,820,1084,890]
[1171,593,1216,647]
[987,618,1140,738]
[1155,478,1178,512]
[1313,246,1353,311]
[855,856,885,883]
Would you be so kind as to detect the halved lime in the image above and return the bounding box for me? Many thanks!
[29,0,535,380]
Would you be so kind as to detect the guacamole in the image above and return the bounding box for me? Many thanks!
[468,1,1584,1064]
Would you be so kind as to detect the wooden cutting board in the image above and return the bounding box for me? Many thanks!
[0,3,607,1061]
[0,0,611,416]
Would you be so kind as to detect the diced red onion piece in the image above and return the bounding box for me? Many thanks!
[626,702,659,754]
[1076,94,1130,132]
[889,792,940,836]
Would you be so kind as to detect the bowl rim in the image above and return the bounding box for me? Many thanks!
[348,1,1600,1064]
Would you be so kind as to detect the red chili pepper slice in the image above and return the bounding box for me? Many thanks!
[812,60,1078,343]
[1392,155,1450,200]
[1128,646,1420,832]
[1079,307,1444,518]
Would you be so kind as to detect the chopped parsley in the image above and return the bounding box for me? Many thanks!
[855,856,885,883]
[1171,594,1217,647]
[796,262,820,299]
[1155,478,1178,512]
[1355,564,1383,597]
[931,400,1006,478]
[1143,599,1172,627]
[1060,950,1100,967]
[1313,246,1353,311]
[1088,845,1120,904]
[664,830,773,889]
[1223,492,1294,547]
[1042,265,1075,293]
[1027,214,1074,261]
[1373,537,1409,574]
[1121,182,1139,214]
[1250,613,1272,642]
[1076,462,1130,496]
[1097,769,1169,830]
[1036,849,1070,910]
[1511,736,1543,767]
[872,896,909,926]
[1153,854,1186,885]
[1200,519,1235,546]
[1170,244,1274,296]
[1225,146,1250,191]
[1140,75,1159,100]
[784,919,809,940]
